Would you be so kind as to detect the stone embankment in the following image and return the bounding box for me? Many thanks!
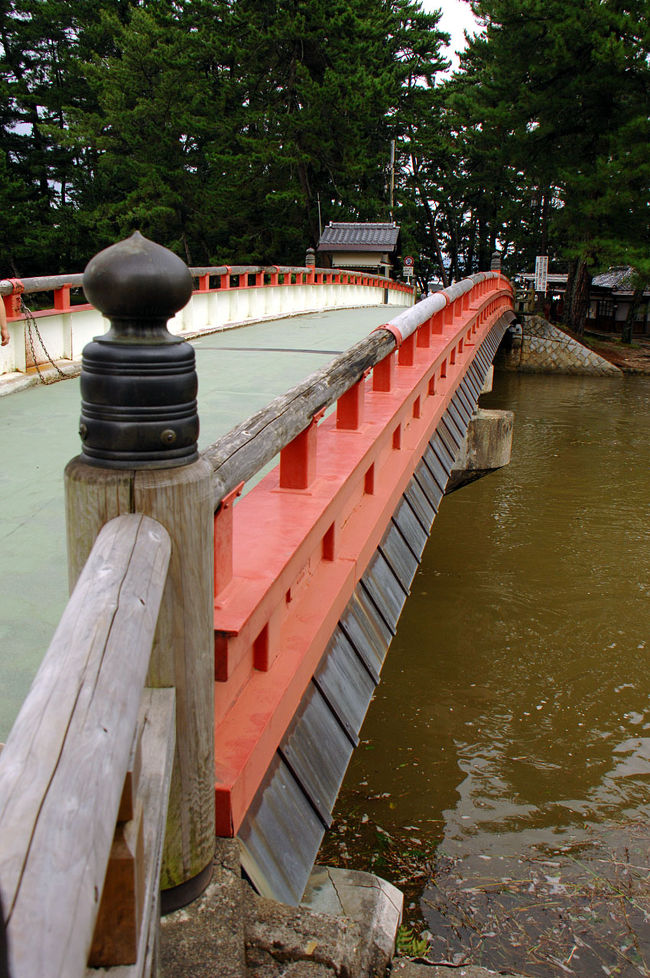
[498,316,622,375]
[159,841,524,978]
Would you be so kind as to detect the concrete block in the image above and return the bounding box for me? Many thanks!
[446,409,514,493]
[303,865,403,968]
[245,891,363,977]
[159,840,247,978]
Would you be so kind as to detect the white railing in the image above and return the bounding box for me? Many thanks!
[0,264,414,376]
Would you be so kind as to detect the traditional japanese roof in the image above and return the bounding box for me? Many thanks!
[317,222,400,253]
[591,266,636,291]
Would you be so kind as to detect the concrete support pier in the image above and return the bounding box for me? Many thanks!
[446,408,514,494]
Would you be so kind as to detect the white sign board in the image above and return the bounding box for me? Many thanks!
[535,255,549,293]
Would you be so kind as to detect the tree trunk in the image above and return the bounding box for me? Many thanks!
[540,191,549,256]
[562,259,577,328]
[410,160,449,288]
[569,258,591,335]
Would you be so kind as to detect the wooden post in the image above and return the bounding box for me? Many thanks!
[64,233,215,914]
[134,459,215,904]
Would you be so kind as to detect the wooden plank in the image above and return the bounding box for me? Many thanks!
[0,514,171,978]
[202,329,395,504]
[86,688,176,978]
[117,726,143,825]
[89,801,145,967]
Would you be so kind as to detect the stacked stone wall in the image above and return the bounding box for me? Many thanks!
[498,316,621,376]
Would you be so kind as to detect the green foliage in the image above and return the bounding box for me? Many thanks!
[395,924,430,957]
[0,0,451,274]
[0,0,647,299]
[439,0,650,324]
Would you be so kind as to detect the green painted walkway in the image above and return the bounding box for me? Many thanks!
[0,307,393,739]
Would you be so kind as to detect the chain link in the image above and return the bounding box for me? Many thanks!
[21,298,69,384]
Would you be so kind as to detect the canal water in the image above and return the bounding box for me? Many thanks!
[319,371,650,976]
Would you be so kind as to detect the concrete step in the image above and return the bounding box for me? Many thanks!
[159,840,247,978]
[159,851,405,978]
[245,865,403,978]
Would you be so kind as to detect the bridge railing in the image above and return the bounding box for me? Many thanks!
[0,514,176,978]
[0,233,514,969]
[203,270,515,835]
[204,272,509,500]
[0,263,413,377]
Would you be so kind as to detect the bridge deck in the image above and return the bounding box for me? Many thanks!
[0,307,393,739]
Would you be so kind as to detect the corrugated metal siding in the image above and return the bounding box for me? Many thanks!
[237,319,508,904]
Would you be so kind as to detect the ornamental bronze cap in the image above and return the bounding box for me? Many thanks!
[79,232,199,469]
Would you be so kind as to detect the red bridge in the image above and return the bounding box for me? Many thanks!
[0,235,514,976]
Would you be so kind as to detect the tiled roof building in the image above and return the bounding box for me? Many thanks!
[316,222,400,276]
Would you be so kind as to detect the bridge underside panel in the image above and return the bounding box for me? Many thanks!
[237,318,509,905]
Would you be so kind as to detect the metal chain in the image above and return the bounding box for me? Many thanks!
[21,298,68,384]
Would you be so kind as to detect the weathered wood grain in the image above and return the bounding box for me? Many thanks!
[0,514,171,978]
[134,460,215,891]
[65,456,216,898]
[88,801,145,967]
[64,459,134,592]
[86,688,176,978]
[202,329,395,505]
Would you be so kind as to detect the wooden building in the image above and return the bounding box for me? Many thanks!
[588,266,650,335]
[316,222,401,277]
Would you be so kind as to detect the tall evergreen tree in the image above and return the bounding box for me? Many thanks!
[446,0,650,328]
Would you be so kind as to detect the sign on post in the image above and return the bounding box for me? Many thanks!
[534,256,548,293]
[403,256,414,279]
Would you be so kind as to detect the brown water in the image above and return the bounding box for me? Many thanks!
[319,371,650,975]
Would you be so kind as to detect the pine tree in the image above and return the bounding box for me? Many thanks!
[446,0,650,328]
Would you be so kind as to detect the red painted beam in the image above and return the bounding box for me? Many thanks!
[212,279,514,835]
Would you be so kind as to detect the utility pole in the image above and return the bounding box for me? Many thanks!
[389,140,396,222]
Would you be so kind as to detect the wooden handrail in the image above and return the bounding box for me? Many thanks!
[203,329,395,504]
[202,272,512,505]
[0,514,171,978]
[0,264,399,297]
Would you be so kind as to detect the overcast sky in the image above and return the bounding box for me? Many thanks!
[421,0,481,67]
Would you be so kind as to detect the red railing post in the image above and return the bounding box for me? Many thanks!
[416,318,431,348]
[398,332,416,366]
[214,483,244,598]
[373,351,395,392]
[279,414,321,489]
[336,377,365,430]
[54,285,71,312]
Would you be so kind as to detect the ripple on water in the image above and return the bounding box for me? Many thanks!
[319,373,650,972]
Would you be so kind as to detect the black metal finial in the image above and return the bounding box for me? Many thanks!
[79,232,199,469]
